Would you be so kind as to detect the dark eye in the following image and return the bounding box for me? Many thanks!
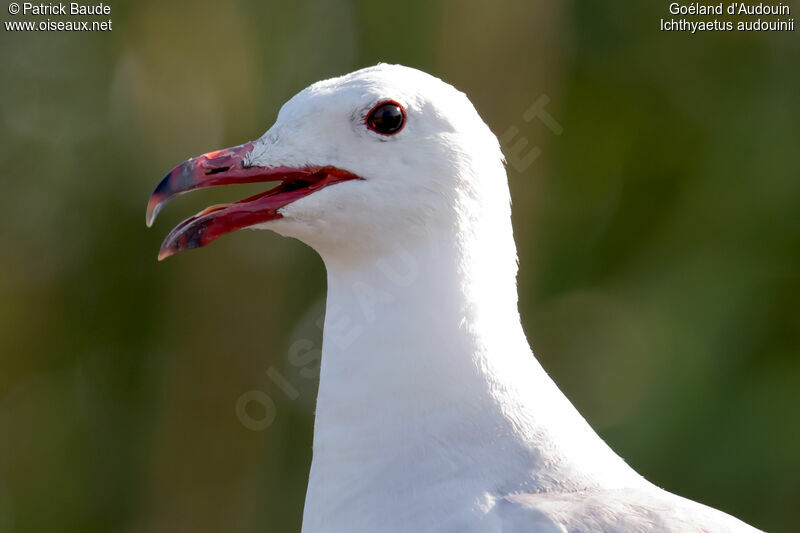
[366,101,406,135]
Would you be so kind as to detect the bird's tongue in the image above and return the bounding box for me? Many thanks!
[146,141,359,260]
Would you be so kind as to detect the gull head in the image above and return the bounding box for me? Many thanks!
[146,64,507,264]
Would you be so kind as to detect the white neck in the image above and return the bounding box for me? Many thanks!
[301,228,643,531]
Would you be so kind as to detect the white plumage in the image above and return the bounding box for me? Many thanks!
[150,64,761,532]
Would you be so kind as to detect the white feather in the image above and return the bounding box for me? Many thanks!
[245,64,760,533]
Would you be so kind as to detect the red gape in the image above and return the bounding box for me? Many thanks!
[147,142,360,260]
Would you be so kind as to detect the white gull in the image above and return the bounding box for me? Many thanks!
[147,64,761,533]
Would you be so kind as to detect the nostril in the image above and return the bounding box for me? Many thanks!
[205,166,230,175]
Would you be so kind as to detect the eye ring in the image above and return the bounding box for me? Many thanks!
[365,100,406,136]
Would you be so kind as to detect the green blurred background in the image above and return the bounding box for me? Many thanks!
[1,1,798,531]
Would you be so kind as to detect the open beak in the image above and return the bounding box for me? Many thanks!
[146,141,359,261]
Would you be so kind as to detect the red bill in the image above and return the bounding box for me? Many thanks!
[146,141,360,260]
